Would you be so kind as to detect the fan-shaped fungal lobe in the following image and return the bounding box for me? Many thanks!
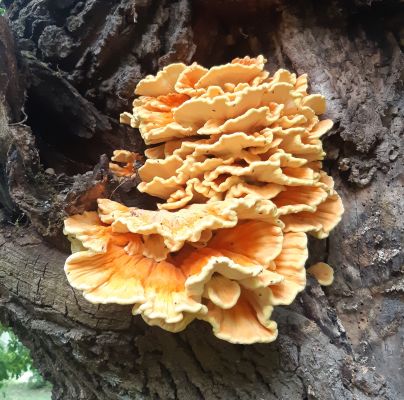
[109,150,140,178]
[64,199,309,342]
[307,262,334,286]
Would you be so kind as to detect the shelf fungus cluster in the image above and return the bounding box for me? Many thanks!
[64,56,344,344]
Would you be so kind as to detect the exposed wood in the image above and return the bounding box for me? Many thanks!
[0,1,402,399]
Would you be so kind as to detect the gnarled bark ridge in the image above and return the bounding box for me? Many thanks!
[0,1,402,399]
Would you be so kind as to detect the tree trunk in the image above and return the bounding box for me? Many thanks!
[0,1,402,399]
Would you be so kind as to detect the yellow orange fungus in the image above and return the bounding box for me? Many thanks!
[307,262,334,286]
[64,55,343,344]
[109,150,141,178]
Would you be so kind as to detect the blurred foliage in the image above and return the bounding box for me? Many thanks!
[0,324,46,389]
[28,370,47,389]
[0,8,5,16]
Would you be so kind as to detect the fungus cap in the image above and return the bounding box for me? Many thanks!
[109,150,140,178]
[307,262,334,286]
[64,203,309,343]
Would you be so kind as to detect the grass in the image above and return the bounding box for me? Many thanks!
[0,381,52,400]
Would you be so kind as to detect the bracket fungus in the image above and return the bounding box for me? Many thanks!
[64,56,344,344]
[307,262,335,286]
[109,150,141,178]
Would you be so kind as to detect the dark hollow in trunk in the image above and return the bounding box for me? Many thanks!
[0,1,402,399]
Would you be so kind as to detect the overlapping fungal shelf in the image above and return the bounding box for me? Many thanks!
[64,56,344,344]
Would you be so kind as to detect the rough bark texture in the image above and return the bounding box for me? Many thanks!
[0,1,403,399]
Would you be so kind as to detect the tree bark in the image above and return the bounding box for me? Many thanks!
[0,1,402,399]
